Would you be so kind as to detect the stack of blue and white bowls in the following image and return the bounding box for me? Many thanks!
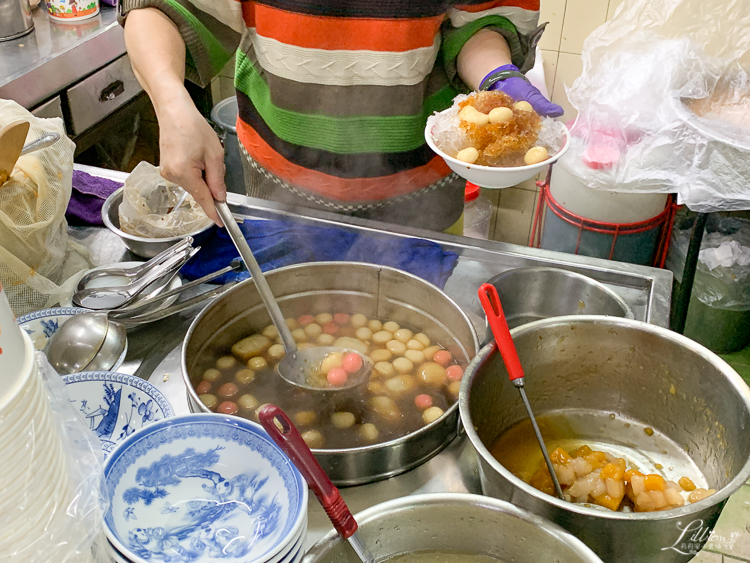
[102,414,308,563]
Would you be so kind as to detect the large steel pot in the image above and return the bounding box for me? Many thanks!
[303,493,603,563]
[460,316,750,563]
[182,262,479,486]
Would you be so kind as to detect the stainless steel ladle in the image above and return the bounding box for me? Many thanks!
[214,200,372,391]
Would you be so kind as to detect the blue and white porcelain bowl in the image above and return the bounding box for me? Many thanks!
[103,414,308,563]
[62,372,173,460]
[18,307,127,370]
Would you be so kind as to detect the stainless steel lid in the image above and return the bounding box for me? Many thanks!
[210,96,238,133]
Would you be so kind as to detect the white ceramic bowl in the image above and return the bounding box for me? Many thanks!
[17,307,127,370]
[62,372,174,460]
[0,344,74,548]
[425,120,571,189]
[103,414,308,563]
[0,360,44,441]
[0,285,29,391]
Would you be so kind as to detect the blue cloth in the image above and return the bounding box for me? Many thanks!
[181,220,459,289]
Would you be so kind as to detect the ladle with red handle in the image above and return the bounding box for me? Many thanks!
[478,283,565,500]
[259,404,376,563]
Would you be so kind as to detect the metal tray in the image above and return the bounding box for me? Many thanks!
[68,187,673,550]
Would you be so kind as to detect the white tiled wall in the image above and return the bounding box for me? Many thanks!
[211,55,236,105]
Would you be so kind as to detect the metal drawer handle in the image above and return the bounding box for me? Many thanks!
[99,80,125,102]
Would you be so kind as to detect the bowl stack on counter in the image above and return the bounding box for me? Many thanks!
[102,414,308,563]
[0,285,94,562]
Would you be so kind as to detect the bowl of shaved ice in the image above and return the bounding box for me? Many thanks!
[426,91,570,189]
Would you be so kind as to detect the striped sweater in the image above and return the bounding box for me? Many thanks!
[120,0,542,210]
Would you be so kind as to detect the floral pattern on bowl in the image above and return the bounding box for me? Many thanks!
[18,307,127,371]
[104,414,307,563]
[62,372,173,460]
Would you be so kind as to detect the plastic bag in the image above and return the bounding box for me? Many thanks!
[562,0,750,212]
[0,352,107,562]
[0,100,92,315]
[666,215,750,310]
[118,161,213,238]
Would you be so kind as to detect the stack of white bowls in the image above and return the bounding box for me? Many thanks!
[0,285,93,562]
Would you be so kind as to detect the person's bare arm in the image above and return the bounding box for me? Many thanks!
[124,8,225,225]
[456,29,512,91]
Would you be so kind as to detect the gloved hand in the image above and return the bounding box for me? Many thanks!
[484,64,564,118]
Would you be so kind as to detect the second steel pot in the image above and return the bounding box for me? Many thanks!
[460,316,750,563]
[182,261,479,486]
[302,493,603,563]
[485,266,632,330]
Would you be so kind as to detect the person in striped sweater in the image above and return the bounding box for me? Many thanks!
[120,0,561,233]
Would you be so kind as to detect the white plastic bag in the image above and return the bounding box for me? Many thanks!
[0,100,91,315]
[118,161,213,238]
[666,215,750,310]
[562,0,750,212]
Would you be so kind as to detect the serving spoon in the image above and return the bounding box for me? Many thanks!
[478,283,565,501]
[214,200,372,391]
[72,246,197,309]
[77,238,193,288]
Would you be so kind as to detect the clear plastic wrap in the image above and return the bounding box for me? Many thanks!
[0,352,107,562]
[119,161,213,238]
[563,0,750,212]
[666,215,750,310]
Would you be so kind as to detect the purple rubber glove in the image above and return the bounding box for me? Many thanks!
[484,64,563,118]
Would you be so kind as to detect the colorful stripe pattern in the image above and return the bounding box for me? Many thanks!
[120,0,541,205]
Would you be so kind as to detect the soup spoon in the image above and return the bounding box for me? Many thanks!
[214,200,372,392]
[77,238,193,289]
[478,283,566,501]
[46,269,239,375]
[72,246,196,310]
[259,404,376,563]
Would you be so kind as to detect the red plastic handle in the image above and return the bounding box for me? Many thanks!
[258,404,358,539]
[478,283,525,382]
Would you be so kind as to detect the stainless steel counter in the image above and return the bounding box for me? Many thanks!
[68,185,673,550]
[0,5,123,108]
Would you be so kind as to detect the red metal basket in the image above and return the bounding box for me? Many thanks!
[529,169,679,268]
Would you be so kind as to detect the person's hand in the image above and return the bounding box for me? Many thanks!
[486,64,564,118]
[156,92,226,225]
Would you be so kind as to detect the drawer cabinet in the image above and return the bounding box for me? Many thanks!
[31,95,65,123]
[66,54,142,135]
